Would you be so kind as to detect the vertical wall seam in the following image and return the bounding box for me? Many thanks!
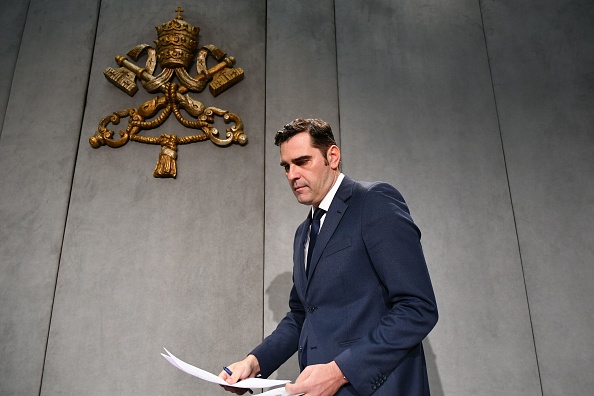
[38,1,103,394]
[0,0,32,142]
[332,0,342,150]
[262,0,268,342]
[477,1,544,394]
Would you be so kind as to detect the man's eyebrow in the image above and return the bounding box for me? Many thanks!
[293,155,312,163]
[280,155,312,167]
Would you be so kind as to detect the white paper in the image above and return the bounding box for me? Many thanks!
[161,348,292,389]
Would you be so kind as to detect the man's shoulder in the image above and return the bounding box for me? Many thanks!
[333,177,405,213]
[346,177,401,197]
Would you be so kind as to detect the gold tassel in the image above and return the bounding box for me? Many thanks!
[153,134,178,178]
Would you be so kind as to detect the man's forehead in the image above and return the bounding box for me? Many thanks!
[285,131,313,146]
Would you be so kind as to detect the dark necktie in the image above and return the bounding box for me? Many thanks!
[306,208,325,278]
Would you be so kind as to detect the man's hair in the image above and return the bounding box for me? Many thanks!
[274,118,337,160]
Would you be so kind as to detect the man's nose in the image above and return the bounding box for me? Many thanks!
[286,165,300,181]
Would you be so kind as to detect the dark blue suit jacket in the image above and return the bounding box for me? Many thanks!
[252,176,438,395]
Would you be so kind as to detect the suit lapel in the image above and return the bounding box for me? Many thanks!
[294,218,309,295]
[306,176,354,287]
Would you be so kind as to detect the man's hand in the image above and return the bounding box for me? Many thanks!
[285,361,348,396]
[218,354,260,394]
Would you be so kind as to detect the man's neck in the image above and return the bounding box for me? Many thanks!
[315,173,345,211]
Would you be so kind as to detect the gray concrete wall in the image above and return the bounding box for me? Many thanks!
[41,0,265,395]
[0,0,100,393]
[0,0,592,395]
[0,0,29,136]
[482,1,594,394]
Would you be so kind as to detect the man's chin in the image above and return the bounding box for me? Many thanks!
[293,192,312,206]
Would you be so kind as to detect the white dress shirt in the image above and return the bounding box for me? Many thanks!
[305,173,345,269]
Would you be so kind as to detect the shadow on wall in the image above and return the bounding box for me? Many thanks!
[266,271,301,381]
[266,272,444,395]
[425,339,444,396]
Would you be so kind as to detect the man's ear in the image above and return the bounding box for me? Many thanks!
[327,145,341,170]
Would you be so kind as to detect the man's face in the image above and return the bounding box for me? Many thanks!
[279,132,340,207]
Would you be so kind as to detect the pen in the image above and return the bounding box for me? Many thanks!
[223,367,253,394]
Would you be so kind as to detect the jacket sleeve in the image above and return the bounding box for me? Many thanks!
[250,281,305,378]
[334,182,438,395]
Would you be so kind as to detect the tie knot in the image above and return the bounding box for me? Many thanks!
[312,208,325,221]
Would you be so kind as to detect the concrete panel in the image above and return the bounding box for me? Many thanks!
[40,0,265,394]
[482,1,594,394]
[0,0,99,394]
[335,1,541,394]
[0,1,29,136]
[264,0,340,381]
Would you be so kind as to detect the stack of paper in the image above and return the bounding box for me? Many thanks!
[161,348,303,395]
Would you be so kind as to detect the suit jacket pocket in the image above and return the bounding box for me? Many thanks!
[338,337,361,347]
[323,236,352,257]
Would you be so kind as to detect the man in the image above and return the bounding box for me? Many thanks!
[221,118,438,395]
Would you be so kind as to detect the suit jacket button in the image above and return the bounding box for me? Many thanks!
[308,306,315,313]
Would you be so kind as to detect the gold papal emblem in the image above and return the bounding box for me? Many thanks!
[89,7,247,178]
